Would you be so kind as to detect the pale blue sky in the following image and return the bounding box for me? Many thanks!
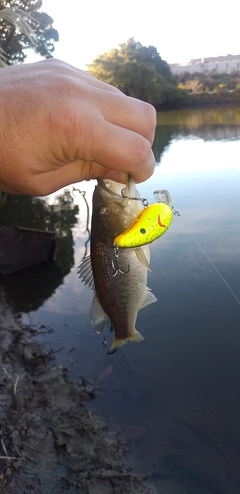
[38,0,239,69]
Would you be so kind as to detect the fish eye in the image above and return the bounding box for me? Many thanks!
[100,206,108,215]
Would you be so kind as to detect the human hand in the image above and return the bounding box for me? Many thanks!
[0,59,156,196]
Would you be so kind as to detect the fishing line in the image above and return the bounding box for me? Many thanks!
[153,189,240,308]
[190,232,240,307]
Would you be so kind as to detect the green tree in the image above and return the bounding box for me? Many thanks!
[0,0,59,64]
[213,83,227,94]
[88,38,182,107]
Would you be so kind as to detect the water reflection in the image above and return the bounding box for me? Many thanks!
[0,189,79,312]
[152,125,175,162]
[157,106,240,127]
[153,106,240,162]
[1,108,240,493]
[0,261,65,312]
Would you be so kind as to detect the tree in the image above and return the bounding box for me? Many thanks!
[178,79,204,93]
[87,38,182,107]
[0,0,59,64]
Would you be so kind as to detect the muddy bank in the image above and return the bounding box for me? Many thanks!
[0,289,157,494]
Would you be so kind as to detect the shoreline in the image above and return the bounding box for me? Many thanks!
[0,288,157,494]
[156,94,240,112]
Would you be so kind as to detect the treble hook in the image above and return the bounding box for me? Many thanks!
[110,244,130,277]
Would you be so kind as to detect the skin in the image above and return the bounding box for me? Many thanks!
[0,58,156,196]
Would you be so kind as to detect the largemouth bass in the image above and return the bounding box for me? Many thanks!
[78,177,157,354]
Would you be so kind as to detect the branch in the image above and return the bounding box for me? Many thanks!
[0,7,37,65]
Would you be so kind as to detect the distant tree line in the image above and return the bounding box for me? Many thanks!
[87,38,188,109]
[2,4,240,112]
[175,71,240,94]
[88,38,240,109]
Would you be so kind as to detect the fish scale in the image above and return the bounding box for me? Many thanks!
[79,177,157,354]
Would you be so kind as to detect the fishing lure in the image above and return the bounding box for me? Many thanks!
[114,189,176,248]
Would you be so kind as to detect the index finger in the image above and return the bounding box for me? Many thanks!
[92,88,157,146]
[82,118,156,183]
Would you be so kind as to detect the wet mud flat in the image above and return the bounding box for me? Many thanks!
[0,290,157,494]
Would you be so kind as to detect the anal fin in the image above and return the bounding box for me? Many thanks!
[140,287,157,309]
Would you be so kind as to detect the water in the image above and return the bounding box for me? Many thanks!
[1,107,240,493]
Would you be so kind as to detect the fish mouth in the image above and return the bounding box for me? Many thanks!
[97,178,124,199]
[97,176,138,201]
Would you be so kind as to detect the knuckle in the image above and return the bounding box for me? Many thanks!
[51,75,75,96]
[131,136,151,166]
[42,58,63,68]
[144,102,157,127]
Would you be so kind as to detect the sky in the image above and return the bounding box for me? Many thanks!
[36,0,240,70]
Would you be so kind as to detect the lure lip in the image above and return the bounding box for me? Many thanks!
[153,189,172,206]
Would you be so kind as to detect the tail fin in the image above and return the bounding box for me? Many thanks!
[107,330,145,355]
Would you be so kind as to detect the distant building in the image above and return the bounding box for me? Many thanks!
[171,55,240,74]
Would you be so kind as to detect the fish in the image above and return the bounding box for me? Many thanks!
[78,177,157,355]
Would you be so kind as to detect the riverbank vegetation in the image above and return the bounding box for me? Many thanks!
[87,38,188,109]
[173,70,240,110]
[88,38,240,110]
[176,70,240,94]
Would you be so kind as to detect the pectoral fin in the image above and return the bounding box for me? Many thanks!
[135,247,152,272]
[90,293,109,334]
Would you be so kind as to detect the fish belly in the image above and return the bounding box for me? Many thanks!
[92,240,147,340]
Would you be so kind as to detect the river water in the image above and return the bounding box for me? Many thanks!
[1,107,240,493]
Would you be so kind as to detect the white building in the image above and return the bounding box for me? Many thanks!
[171,55,240,75]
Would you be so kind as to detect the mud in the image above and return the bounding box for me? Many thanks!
[0,289,157,494]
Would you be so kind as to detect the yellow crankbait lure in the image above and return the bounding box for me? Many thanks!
[114,202,173,248]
